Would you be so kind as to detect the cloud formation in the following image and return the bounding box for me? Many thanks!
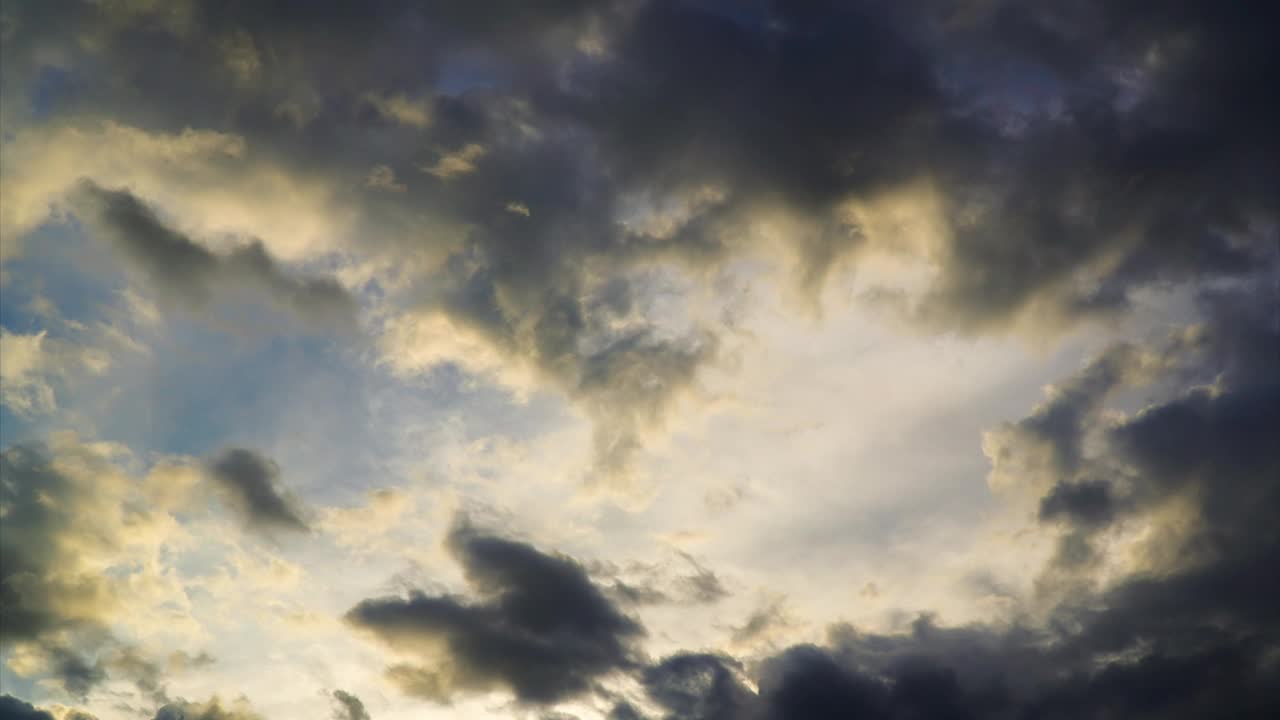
[72,182,357,332]
[6,0,1272,486]
[329,690,370,720]
[206,448,310,534]
[347,521,644,705]
[1,442,118,644]
[1,0,1278,717]
[617,285,1280,719]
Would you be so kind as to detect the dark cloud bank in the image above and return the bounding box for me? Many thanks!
[2,0,1279,717]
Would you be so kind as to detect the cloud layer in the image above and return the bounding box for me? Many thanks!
[2,0,1277,718]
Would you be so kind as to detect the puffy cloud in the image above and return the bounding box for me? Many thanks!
[346,520,644,705]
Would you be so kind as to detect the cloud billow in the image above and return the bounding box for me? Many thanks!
[347,521,644,705]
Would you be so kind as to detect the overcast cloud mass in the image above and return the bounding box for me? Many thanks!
[1,1,1277,718]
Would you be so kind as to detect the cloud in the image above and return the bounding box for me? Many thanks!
[206,448,310,534]
[640,653,757,720]
[728,599,792,650]
[3,0,1274,433]
[623,283,1280,719]
[152,697,263,720]
[363,93,431,129]
[0,441,119,644]
[0,435,196,702]
[0,329,57,415]
[0,696,58,720]
[420,143,487,179]
[670,553,728,606]
[366,165,407,193]
[330,690,370,720]
[346,520,644,705]
[1038,480,1115,529]
[72,182,358,332]
[1,1,1278,716]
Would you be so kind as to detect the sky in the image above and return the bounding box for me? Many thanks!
[0,1,1277,719]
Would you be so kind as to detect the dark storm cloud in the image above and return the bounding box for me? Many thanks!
[206,448,310,533]
[330,690,370,720]
[346,521,643,705]
[72,182,357,332]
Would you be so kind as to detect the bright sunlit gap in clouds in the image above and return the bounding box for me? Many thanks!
[1,1,1278,719]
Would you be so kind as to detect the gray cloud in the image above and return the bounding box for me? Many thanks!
[671,554,728,606]
[72,181,357,333]
[346,520,644,705]
[1038,480,1115,529]
[330,689,370,720]
[640,653,758,720]
[206,448,309,534]
[2,2,1278,716]
[0,696,67,720]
